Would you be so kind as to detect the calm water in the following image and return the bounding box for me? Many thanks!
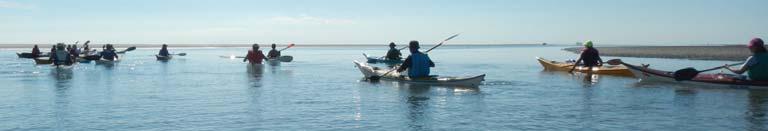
[1,45,766,130]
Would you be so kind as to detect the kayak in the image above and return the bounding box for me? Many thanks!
[353,61,485,87]
[615,59,768,88]
[156,55,172,61]
[95,57,120,65]
[80,55,101,61]
[17,52,49,58]
[537,57,634,77]
[34,57,53,65]
[363,53,403,64]
[53,64,75,70]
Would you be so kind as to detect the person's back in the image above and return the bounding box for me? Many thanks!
[385,48,401,60]
[267,49,280,59]
[52,43,71,65]
[385,42,402,60]
[31,45,40,57]
[159,44,170,56]
[397,41,435,78]
[267,44,280,59]
[580,47,601,67]
[244,44,267,64]
[101,45,118,61]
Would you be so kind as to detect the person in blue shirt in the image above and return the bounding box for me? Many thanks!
[397,40,435,78]
[159,44,170,57]
[100,44,119,61]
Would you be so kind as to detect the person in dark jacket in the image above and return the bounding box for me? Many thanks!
[569,40,603,73]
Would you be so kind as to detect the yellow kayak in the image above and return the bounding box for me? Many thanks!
[536,57,634,77]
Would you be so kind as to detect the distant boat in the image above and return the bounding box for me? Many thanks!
[542,43,547,46]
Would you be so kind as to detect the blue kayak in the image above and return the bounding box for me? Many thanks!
[363,53,403,64]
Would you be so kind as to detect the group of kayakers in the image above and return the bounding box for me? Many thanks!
[25,42,121,66]
[563,38,768,81]
[243,43,284,64]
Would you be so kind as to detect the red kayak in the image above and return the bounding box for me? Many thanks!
[613,59,768,88]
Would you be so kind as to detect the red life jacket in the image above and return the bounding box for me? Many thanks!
[247,50,265,64]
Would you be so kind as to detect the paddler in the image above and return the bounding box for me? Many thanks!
[725,38,768,81]
[385,42,402,61]
[569,40,603,73]
[100,44,119,61]
[396,40,435,78]
[267,43,280,59]
[159,44,170,57]
[243,43,268,64]
[31,45,41,57]
[69,44,79,61]
[49,43,73,66]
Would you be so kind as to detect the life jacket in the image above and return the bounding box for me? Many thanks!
[748,53,768,81]
[54,50,70,65]
[101,50,117,60]
[247,50,265,64]
[408,52,432,78]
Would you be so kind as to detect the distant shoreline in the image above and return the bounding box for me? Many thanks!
[563,46,750,61]
[0,43,545,49]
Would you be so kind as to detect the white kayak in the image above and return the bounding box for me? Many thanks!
[95,57,120,65]
[353,61,485,87]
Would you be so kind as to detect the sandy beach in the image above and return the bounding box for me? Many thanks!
[563,46,750,61]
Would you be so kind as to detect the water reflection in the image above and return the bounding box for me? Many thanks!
[247,64,264,78]
[400,84,432,130]
[392,83,481,131]
[51,67,73,128]
[746,90,768,130]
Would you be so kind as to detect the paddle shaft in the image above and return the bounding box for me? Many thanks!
[278,44,296,51]
[699,62,744,72]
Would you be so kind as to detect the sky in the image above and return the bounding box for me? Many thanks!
[0,0,766,45]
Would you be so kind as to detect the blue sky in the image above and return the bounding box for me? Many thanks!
[0,0,766,45]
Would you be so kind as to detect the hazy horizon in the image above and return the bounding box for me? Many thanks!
[1,0,766,45]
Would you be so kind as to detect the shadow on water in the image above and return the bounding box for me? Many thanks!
[746,90,768,130]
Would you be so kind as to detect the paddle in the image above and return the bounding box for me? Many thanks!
[116,46,137,54]
[673,62,744,81]
[368,33,461,81]
[278,43,296,51]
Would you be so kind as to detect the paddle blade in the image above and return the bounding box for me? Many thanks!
[287,43,295,48]
[673,68,700,81]
[84,41,90,45]
[279,56,293,62]
[177,53,187,56]
[125,46,137,51]
[606,59,623,65]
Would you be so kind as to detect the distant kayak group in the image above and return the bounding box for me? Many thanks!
[18,41,133,68]
[539,38,768,88]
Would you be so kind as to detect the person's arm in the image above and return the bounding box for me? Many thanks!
[260,51,268,60]
[569,52,584,72]
[397,57,412,72]
[427,55,435,67]
[243,52,250,62]
[727,56,755,74]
